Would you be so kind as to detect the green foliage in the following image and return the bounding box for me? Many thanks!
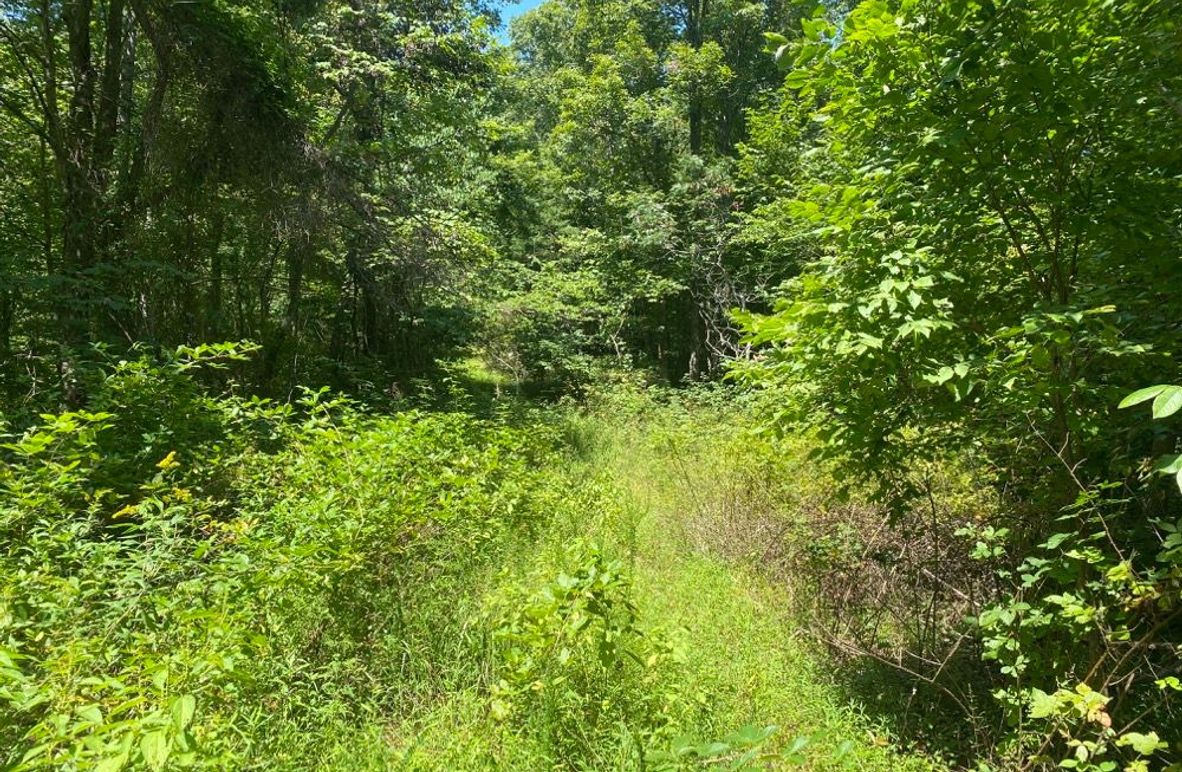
[486,543,688,764]
[1024,684,1167,772]
[0,361,952,770]
[3,0,1181,768]
[732,2,1182,765]
[476,0,806,383]
[0,0,498,395]
[966,389,1181,767]
[0,352,611,769]
[481,265,610,392]
[735,0,1182,507]
[649,723,781,770]
[966,492,1181,762]
[1120,384,1182,493]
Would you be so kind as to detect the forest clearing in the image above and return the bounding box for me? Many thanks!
[1,0,1180,769]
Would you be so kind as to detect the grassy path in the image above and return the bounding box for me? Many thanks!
[602,418,943,771]
[379,407,944,770]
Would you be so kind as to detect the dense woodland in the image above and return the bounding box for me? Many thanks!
[1,0,1181,769]
[0,0,803,396]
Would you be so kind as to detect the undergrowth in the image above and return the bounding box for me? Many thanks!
[1,352,953,769]
[0,347,609,769]
[573,378,1181,771]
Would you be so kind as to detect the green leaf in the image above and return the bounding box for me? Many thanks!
[784,69,810,88]
[784,734,811,755]
[1118,385,1168,409]
[930,366,954,385]
[1154,453,1182,475]
[725,723,777,747]
[171,694,196,731]
[95,735,133,772]
[77,704,103,725]
[140,730,170,771]
[1116,731,1166,755]
[20,743,51,764]
[702,741,731,757]
[856,332,884,350]
[1151,386,1182,418]
[1028,688,1060,719]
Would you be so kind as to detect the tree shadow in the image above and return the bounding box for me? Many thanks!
[821,644,1005,767]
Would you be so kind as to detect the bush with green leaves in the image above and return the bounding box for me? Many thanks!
[959,389,1182,768]
[485,542,691,765]
[965,493,1181,769]
[0,346,614,769]
[736,0,1182,510]
[732,0,1182,765]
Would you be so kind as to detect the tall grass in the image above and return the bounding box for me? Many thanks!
[2,355,947,769]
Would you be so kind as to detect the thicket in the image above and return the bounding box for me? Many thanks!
[0,345,628,768]
[730,1,1182,768]
[4,352,923,770]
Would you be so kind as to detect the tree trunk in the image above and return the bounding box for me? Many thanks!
[58,0,98,347]
[206,202,226,340]
[686,293,706,381]
[345,247,381,355]
[285,239,305,338]
[689,95,703,157]
[0,289,12,360]
[685,0,707,157]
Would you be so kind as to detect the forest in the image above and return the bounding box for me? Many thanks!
[0,0,1180,768]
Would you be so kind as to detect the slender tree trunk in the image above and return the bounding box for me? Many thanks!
[685,0,707,157]
[285,240,305,338]
[40,138,54,277]
[182,204,200,337]
[686,292,705,381]
[58,0,99,349]
[260,240,279,329]
[235,238,250,338]
[349,252,381,355]
[207,204,226,340]
[689,94,703,156]
[0,289,12,360]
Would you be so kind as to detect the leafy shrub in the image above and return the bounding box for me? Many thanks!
[732,1,1182,764]
[958,390,1182,769]
[0,349,609,769]
[963,496,1182,770]
[481,266,610,394]
[485,543,689,764]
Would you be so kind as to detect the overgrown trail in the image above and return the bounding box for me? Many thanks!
[0,367,956,770]
[593,416,943,771]
[385,404,944,770]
